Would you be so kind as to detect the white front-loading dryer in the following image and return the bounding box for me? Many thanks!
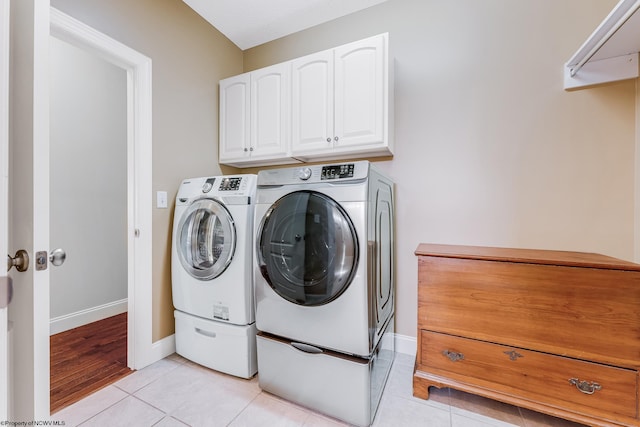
[172,174,257,378]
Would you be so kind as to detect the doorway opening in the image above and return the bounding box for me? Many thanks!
[48,31,129,412]
[48,6,153,411]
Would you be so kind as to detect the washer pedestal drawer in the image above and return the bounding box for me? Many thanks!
[174,310,257,379]
[413,243,640,427]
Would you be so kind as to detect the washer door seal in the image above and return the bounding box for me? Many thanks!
[257,190,359,306]
[177,197,236,281]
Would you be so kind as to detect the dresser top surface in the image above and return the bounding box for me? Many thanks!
[415,243,640,271]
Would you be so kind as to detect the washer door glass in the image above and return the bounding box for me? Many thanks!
[177,198,236,280]
[257,190,359,306]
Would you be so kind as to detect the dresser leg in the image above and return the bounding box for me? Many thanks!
[413,365,440,400]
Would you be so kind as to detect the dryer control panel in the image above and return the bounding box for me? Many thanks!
[321,164,355,180]
[257,161,370,186]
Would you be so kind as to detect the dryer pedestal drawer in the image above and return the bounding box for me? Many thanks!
[419,331,637,420]
[414,244,640,427]
[257,333,374,427]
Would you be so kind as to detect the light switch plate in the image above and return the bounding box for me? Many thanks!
[157,191,168,209]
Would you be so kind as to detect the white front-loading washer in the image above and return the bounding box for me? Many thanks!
[172,174,257,378]
[253,161,395,426]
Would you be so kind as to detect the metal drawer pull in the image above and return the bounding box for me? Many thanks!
[504,350,523,361]
[569,378,602,394]
[442,350,464,362]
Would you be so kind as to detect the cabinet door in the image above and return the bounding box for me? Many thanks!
[251,63,290,160]
[334,34,386,150]
[219,73,250,163]
[291,50,334,156]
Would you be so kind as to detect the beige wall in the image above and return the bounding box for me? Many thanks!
[48,0,637,344]
[51,0,243,341]
[243,0,635,339]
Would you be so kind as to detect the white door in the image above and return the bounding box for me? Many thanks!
[334,34,386,150]
[0,0,10,419]
[6,4,153,420]
[8,0,51,420]
[219,73,250,163]
[291,50,334,156]
[250,63,290,160]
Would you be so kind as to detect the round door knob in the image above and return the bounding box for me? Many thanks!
[49,248,66,267]
[7,249,29,272]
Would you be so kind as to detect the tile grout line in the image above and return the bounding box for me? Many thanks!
[223,390,264,426]
[75,387,130,426]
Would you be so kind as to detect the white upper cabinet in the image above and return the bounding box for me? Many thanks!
[292,33,392,161]
[219,33,393,167]
[219,63,298,167]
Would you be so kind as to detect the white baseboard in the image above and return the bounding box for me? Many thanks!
[147,334,176,366]
[50,299,128,335]
[394,333,417,357]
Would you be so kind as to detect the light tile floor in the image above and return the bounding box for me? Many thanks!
[52,352,588,427]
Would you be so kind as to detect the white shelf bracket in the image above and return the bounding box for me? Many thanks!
[564,53,639,90]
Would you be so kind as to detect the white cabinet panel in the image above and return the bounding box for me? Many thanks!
[292,50,334,153]
[251,63,291,160]
[334,35,385,149]
[219,73,250,163]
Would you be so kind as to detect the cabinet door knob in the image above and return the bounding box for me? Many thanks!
[334,136,339,142]
[326,137,331,143]
[442,350,464,362]
[243,148,248,152]
[569,378,602,395]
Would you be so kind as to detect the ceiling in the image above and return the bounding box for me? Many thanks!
[182,0,389,50]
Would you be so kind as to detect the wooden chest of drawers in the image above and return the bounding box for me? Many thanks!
[413,244,640,427]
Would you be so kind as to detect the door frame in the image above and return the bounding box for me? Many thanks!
[0,0,10,420]
[49,8,154,370]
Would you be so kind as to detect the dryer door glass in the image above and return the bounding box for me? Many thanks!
[257,190,359,306]
[177,198,236,280]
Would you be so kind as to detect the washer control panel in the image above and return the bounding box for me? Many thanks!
[321,163,355,180]
[201,177,245,193]
[177,175,256,206]
[219,177,243,191]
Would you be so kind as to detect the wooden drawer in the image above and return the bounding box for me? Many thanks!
[420,330,638,420]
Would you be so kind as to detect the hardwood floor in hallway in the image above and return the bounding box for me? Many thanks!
[50,312,132,413]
